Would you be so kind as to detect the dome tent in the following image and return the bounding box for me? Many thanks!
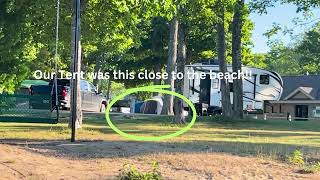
[140,96,163,115]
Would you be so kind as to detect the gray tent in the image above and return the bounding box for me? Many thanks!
[140,96,163,115]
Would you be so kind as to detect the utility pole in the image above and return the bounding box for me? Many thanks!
[70,0,82,142]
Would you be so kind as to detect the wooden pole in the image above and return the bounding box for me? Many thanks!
[70,0,82,142]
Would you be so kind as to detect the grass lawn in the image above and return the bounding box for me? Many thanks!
[1,112,319,161]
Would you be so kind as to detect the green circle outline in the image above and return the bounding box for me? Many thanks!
[105,85,197,141]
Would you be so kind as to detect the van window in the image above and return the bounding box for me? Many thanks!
[260,75,270,85]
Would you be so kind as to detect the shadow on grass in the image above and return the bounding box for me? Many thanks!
[1,112,320,162]
[1,138,320,163]
[83,113,320,133]
[196,117,320,132]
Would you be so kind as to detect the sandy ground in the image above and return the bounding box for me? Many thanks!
[0,141,319,180]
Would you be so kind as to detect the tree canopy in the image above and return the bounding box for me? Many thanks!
[1,0,319,93]
[266,22,320,75]
[0,0,256,93]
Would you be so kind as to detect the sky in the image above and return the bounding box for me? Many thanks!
[249,4,320,53]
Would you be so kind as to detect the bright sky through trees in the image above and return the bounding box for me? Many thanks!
[250,3,320,53]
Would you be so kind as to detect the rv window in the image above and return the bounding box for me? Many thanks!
[260,75,270,85]
[212,79,218,89]
[229,83,234,92]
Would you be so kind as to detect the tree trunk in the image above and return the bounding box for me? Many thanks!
[106,78,111,105]
[153,61,161,96]
[69,0,82,133]
[161,17,179,115]
[216,0,233,118]
[232,0,244,119]
[174,22,186,124]
[151,22,162,96]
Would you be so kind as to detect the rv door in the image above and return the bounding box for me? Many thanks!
[210,78,220,107]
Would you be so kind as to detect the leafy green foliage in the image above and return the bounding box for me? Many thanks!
[266,22,320,75]
[246,53,268,69]
[295,22,320,74]
[265,42,302,75]
[288,150,305,166]
[118,161,162,180]
[250,0,320,14]
[1,0,256,93]
[302,162,320,174]
[287,150,320,174]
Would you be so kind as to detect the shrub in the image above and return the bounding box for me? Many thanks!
[288,150,304,166]
[118,161,162,180]
[302,162,320,174]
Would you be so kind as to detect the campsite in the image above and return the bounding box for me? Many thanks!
[1,113,320,179]
[1,0,320,179]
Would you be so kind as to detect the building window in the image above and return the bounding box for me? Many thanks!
[260,75,270,85]
[280,104,283,113]
[314,106,320,117]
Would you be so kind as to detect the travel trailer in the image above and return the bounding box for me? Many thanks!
[183,61,283,114]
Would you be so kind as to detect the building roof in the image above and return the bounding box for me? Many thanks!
[281,75,320,100]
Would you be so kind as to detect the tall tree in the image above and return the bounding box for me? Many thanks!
[231,0,245,119]
[174,22,187,124]
[162,17,179,115]
[295,22,320,74]
[216,0,233,118]
[150,17,168,96]
[266,23,320,75]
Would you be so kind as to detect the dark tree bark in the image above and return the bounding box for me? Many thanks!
[232,0,245,119]
[174,22,186,124]
[216,0,233,118]
[162,17,179,115]
[152,58,162,96]
[69,0,82,132]
[151,21,162,96]
[106,78,111,104]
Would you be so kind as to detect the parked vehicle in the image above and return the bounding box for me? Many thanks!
[183,61,283,115]
[30,79,107,112]
[29,85,57,110]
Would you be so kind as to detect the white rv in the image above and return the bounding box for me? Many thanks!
[183,62,283,114]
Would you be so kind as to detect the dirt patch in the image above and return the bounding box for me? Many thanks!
[0,141,319,180]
